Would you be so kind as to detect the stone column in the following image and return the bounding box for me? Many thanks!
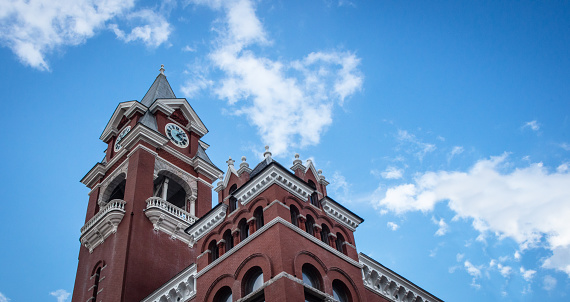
[232,229,240,246]
[314,225,322,240]
[247,217,256,234]
[161,178,169,201]
[298,215,306,231]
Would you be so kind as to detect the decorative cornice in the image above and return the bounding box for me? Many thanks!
[100,101,147,143]
[321,197,363,232]
[79,199,126,253]
[193,156,223,182]
[121,123,169,150]
[235,165,311,206]
[195,216,361,278]
[144,197,197,246]
[149,98,208,137]
[80,163,106,188]
[141,264,197,302]
[359,253,443,302]
[185,203,228,247]
[97,160,129,206]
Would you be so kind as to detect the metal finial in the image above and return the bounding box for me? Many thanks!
[160,64,165,75]
[263,146,272,158]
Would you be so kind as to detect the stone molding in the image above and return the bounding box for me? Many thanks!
[79,199,126,253]
[140,264,197,302]
[235,165,312,206]
[100,101,147,143]
[185,203,228,247]
[154,156,198,200]
[359,253,442,302]
[144,197,197,246]
[321,197,363,232]
[97,160,129,206]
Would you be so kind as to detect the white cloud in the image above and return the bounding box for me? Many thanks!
[456,253,465,262]
[186,0,363,156]
[328,171,351,200]
[387,221,399,231]
[0,292,9,302]
[0,0,138,70]
[464,260,482,289]
[49,289,70,302]
[110,9,171,47]
[523,120,540,131]
[396,130,436,161]
[432,217,448,236]
[183,45,196,52]
[381,166,404,179]
[557,162,569,173]
[374,153,570,276]
[520,267,536,282]
[514,251,521,261]
[448,146,464,162]
[498,264,513,278]
[542,275,557,291]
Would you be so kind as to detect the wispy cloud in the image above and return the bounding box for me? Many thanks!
[49,289,70,302]
[543,275,557,291]
[387,221,399,231]
[0,292,9,302]
[380,166,404,179]
[523,120,540,131]
[110,9,171,47]
[464,260,482,289]
[432,217,449,236]
[448,146,464,162]
[520,267,536,282]
[184,0,363,156]
[328,171,351,201]
[396,130,436,161]
[0,0,171,71]
[374,153,570,276]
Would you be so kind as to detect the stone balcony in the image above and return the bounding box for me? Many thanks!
[144,197,197,246]
[80,199,127,253]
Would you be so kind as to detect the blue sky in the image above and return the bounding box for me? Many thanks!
[0,0,569,301]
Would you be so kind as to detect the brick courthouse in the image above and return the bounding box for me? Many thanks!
[72,67,442,302]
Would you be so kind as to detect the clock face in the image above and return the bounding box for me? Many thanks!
[114,126,131,152]
[165,123,189,148]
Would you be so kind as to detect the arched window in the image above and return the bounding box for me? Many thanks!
[290,205,300,227]
[305,215,315,236]
[332,280,351,302]
[153,175,187,209]
[301,264,321,290]
[336,232,346,254]
[223,229,233,251]
[91,266,101,301]
[238,218,249,241]
[229,184,238,212]
[253,207,264,231]
[320,224,330,245]
[108,179,126,201]
[213,286,232,302]
[243,267,264,295]
[208,240,219,263]
[307,180,319,207]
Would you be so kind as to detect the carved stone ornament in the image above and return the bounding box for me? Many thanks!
[154,156,197,199]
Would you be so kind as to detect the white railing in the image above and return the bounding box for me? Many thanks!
[81,199,126,234]
[145,197,197,224]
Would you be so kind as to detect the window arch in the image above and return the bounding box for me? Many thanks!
[153,175,187,209]
[208,240,219,263]
[238,218,249,241]
[336,232,346,254]
[213,286,232,302]
[223,229,233,251]
[243,266,264,296]
[320,224,330,245]
[301,263,322,290]
[290,205,300,227]
[253,207,264,231]
[307,180,319,207]
[229,184,238,212]
[305,215,315,236]
[332,280,351,302]
[91,266,102,301]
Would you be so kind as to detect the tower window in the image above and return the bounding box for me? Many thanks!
[301,264,321,290]
[320,224,330,245]
[336,232,346,254]
[208,240,219,263]
[229,184,238,212]
[305,215,315,236]
[223,229,233,251]
[213,286,232,302]
[108,179,126,201]
[91,267,101,301]
[308,180,319,207]
[290,205,299,227]
[238,218,249,241]
[253,207,264,231]
[332,280,351,302]
[153,175,187,209]
[243,267,264,295]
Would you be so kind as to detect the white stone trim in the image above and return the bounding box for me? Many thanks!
[144,197,197,246]
[97,160,129,206]
[80,199,126,253]
[321,197,363,232]
[100,101,147,143]
[359,253,442,302]
[149,98,208,137]
[154,156,198,199]
[193,156,223,182]
[263,199,289,212]
[141,264,197,302]
[121,123,169,150]
[128,143,158,158]
[81,163,106,188]
[195,216,361,278]
[185,203,228,247]
[235,165,312,206]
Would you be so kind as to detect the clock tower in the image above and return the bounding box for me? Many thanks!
[72,66,222,302]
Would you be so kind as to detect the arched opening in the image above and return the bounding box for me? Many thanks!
[253,207,264,231]
[229,184,238,212]
[336,232,346,254]
[91,266,101,301]
[213,286,232,302]
[108,179,126,201]
[223,229,233,251]
[208,240,219,263]
[320,224,330,245]
[238,218,249,241]
[302,263,322,302]
[332,280,351,302]
[308,180,319,207]
[305,215,315,236]
[290,205,300,227]
[243,266,264,299]
[153,175,187,209]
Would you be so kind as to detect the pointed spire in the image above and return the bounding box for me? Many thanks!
[140,65,176,106]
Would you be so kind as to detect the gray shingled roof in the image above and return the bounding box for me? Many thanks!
[139,110,158,131]
[249,156,274,178]
[194,144,217,167]
[141,73,176,107]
